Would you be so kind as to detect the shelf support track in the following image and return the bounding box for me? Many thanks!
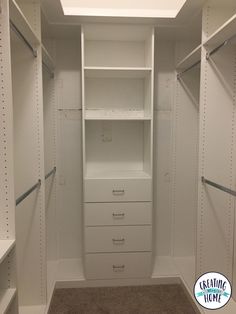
[16,180,41,206]
[45,167,56,180]
[177,60,201,80]
[206,34,236,60]
[202,176,236,197]
[10,20,37,58]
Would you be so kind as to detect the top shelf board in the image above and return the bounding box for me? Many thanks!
[42,45,54,72]
[9,0,40,47]
[176,44,202,71]
[203,13,236,49]
[84,67,152,78]
[0,240,15,264]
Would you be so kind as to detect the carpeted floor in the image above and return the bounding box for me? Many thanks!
[49,284,197,314]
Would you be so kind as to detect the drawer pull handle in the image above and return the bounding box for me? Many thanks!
[112,213,125,218]
[112,238,125,244]
[112,189,125,195]
[112,264,125,272]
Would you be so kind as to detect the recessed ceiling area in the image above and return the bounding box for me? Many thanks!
[41,0,206,40]
[59,0,186,18]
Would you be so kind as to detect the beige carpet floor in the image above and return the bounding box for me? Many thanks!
[49,284,197,314]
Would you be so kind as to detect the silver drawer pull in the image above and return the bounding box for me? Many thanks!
[112,238,125,244]
[112,213,125,218]
[112,189,125,195]
[112,264,125,272]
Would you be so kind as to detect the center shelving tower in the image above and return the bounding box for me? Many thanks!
[81,24,154,279]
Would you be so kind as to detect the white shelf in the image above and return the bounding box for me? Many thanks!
[174,256,195,291]
[85,169,151,179]
[42,45,54,73]
[0,240,15,264]
[85,110,152,120]
[84,66,152,78]
[9,0,40,46]
[0,288,16,314]
[152,256,179,278]
[203,13,236,49]
[57,258,85,281]
[19,305,46,314]
[176,44,202,71]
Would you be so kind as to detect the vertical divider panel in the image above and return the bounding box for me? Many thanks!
[81,26,85,270]
[11,2,47,309]
[0,0,18,312]
[197,2,236,282]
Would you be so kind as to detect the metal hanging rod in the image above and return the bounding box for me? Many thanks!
[16,180,41,206]
[206,34,236,60]
[177,59,201,79]
[43,61,54,79]
[202,176,236,197]
[10,21,37,58]
[45,167,56,180]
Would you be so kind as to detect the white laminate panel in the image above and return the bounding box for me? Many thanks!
[85,226,152,253]
[84,202,152,226]
[84,178,152,202]
[85,252,152,279]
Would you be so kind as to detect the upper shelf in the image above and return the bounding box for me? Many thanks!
[85,110,152,120]
[176,44,202,71]
[9,0,40,47]
[203,13,236,48]
[0,240,15,264]
[42,45,54,73]
[84,67,152,78]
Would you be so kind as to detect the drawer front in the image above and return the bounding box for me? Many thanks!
[84,202,152,226]
[85,252,152,279]
[85,226,152,253]
[84,178,152,202]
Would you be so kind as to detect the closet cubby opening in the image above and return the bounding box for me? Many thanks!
[83,24,153,68]
[84,72,152,120]
[85,120,152,179]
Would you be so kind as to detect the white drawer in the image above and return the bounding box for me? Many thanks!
[84,202,152,226]
[84,178,152,202]
[85,226,152,253]
[85,252,152,279]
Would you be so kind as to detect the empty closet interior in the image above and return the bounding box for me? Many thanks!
[0,0,236,313]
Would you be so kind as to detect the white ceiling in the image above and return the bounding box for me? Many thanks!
[59,0,186,18]
[41,0,206,40]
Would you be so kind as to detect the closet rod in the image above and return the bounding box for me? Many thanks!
[43,61,54,79]
[16,180,41,206]
[202,176,236,197]
[177,60,201,79]
[206,34,236,60]
[45,167,56,180]
[10,21,37,58]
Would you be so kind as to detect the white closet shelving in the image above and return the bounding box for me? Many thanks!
[82,23,154,280]
[0,288,17,314]
[176,44,201,72]
[0,240,15,264]
[2,0,236,313]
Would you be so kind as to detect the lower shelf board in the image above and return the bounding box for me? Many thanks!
[0,288,16,314]
[19,305,46,314]
[174,256,195,291]
[152,256,179,278]
[85,169,151,179]
[57,258,85,281]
